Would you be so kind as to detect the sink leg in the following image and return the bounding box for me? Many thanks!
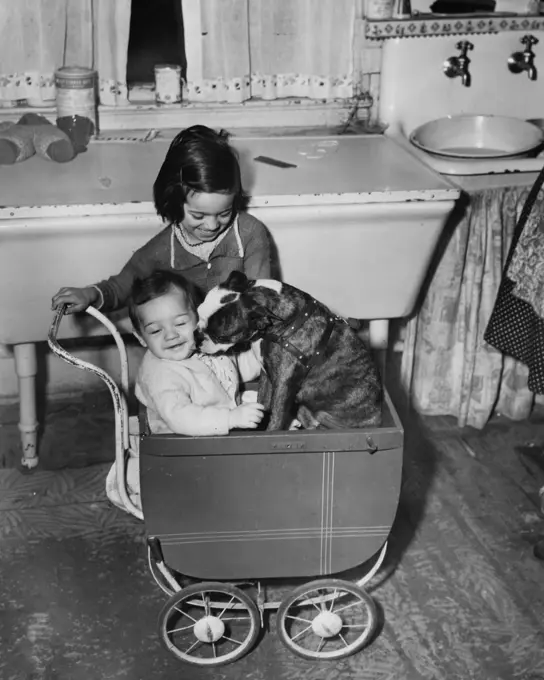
[369,319,389,350]
[14,343,39,470]
[369,319,390,383]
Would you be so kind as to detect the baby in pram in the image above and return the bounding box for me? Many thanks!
[129,269,264,436]
[106,269,265,512]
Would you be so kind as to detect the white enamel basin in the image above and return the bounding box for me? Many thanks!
[410,115,544,159]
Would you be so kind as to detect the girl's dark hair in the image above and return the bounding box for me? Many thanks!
[128,269,203,333]
[153,125,249,227]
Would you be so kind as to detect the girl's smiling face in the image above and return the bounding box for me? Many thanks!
[181,191,234,244]
[136,287,197,361]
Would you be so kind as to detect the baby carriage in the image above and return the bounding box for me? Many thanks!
[48,304,404,667]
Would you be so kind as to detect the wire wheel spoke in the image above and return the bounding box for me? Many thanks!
[329,588,339,612]
[167,622,195,634]
[173,605,197,623]
[218,595,237,620]
[311,598,322,613]
[291,623,314,642]
[286,614,313,624]
[334,599,364,615]
[184,639,202,656]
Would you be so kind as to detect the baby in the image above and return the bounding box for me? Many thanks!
[129,269,265,435]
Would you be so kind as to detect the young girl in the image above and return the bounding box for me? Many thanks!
[129,269,264,436]
[51,125,274,315]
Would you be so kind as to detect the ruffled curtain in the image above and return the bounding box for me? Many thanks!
[181,0,251,103]
[248,0,356,100]
[181,0,356,103]
[400,187,535,430]
[0,0,131,108]
[0,0,65,106]
[91,0,132,106]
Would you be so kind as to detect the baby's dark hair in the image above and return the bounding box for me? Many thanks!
[153,125,249,227]
[128,269,203,333]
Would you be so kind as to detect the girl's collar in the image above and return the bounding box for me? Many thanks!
[170,216,244,266]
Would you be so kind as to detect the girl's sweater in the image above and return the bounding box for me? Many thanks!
[93,212,272,312]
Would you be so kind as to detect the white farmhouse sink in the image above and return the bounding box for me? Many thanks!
[379,31,544,175]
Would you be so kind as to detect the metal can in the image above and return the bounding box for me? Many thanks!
[55,66,98,152]
[154,64,182,105]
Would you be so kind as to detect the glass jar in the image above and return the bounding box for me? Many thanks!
[55,66,98,153]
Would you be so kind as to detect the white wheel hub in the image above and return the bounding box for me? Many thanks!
[193,615,225,643]
[311,611,343,638]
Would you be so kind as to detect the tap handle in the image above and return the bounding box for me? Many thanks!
[521,34,539,52]
[456,41,474,57]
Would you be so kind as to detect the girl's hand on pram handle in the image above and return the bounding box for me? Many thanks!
[229,402,265,430]
[51,286,99,314]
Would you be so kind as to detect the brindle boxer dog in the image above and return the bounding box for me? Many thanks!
[196,271,383,431]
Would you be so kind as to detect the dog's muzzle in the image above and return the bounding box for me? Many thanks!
[193,328,205,349]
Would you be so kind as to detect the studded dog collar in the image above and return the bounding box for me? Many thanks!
[265,296,344,375]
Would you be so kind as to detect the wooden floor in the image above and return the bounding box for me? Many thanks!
[1,364,544,679]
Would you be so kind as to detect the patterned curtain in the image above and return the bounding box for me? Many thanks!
[400,186,535,430]
[0,0,131,108]
[181,0,356,103]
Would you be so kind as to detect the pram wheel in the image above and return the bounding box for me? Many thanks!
[158,582,261,667]
[276,578,377,660]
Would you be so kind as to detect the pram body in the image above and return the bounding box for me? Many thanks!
[141,394,402,581]
[49,305,403,666]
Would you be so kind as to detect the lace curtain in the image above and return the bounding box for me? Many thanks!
[182,0,357,103]
[248,0,356,100]
[0,1,356,108]
[181,0,252,103]
[0,0,131,108]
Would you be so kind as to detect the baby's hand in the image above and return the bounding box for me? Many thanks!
[51,286,98,314]
[229,403,265,430]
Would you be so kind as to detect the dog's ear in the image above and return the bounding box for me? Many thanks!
[223,270,254,293]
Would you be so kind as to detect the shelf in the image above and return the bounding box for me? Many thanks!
[366,13,544,39]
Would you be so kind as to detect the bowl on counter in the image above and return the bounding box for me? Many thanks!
[409,114,544,159]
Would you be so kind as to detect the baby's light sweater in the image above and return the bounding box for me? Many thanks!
[135,346,262,436]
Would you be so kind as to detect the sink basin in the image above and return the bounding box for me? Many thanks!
[410,115,544,160]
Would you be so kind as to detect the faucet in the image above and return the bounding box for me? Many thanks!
[444,41,474,87]
[508,35,538,81]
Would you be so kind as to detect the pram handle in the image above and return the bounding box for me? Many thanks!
[47,304,144,521]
